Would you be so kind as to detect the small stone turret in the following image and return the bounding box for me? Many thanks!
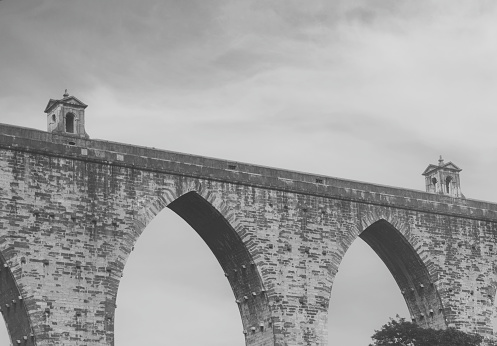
[422,156,463,197]
[44,90,89,138]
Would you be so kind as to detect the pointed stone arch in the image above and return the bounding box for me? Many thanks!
[126,187,274,345]
[0,251,35,346]
[358,218,446,329]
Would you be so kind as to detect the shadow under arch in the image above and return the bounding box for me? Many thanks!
[0,252,35,346]
[166,191,274,345]
[359,219,446,329]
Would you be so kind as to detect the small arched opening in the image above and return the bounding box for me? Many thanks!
[431,177,437,187]
[445,176,453,194]
[65,113,75,133]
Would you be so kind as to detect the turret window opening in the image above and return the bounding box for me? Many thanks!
[445,176,453,194]
[52,114,56,123]
[66,113,75,133]
[431,177,437,187]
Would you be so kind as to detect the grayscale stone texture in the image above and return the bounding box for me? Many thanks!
[1,101,497,345]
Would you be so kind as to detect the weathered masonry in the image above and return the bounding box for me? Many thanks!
[1,93,497,346]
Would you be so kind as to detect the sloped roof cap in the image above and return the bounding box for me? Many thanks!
[422,161,462,176]
[44,93,87,113]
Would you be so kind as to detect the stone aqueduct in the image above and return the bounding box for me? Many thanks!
[0,93,497,345]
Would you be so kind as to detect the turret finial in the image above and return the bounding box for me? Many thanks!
[63,89,69,98]
[438,155,444,166]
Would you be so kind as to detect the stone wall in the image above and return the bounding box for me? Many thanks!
[1,123,497,345]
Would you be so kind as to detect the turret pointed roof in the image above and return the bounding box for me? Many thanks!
[422,156,462,176]
[44,90,88,113]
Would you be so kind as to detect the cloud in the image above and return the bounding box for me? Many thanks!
[2,1,497,345]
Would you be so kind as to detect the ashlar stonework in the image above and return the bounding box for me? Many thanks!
[0,94,497,345]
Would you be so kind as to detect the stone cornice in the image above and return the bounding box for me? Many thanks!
[1,122,496,222]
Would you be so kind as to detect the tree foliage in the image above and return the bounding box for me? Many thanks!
[369,317,483,346]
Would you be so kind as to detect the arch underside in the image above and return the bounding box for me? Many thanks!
[0,253,35,346]
[359,220,446,329]
[167,191,274,345]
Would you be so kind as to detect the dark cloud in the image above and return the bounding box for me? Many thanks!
[2,0,494,105]
[0,0,431,98]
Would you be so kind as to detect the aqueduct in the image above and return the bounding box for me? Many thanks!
[0,93,497,345]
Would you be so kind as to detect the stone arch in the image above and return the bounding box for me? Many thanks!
[0,252,35,346]
[126,188,274,345]
[65,113,75,133]
[357,218,446,329]
[445,176,453,194]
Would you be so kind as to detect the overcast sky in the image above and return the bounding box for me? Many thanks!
[1,1,497,345]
